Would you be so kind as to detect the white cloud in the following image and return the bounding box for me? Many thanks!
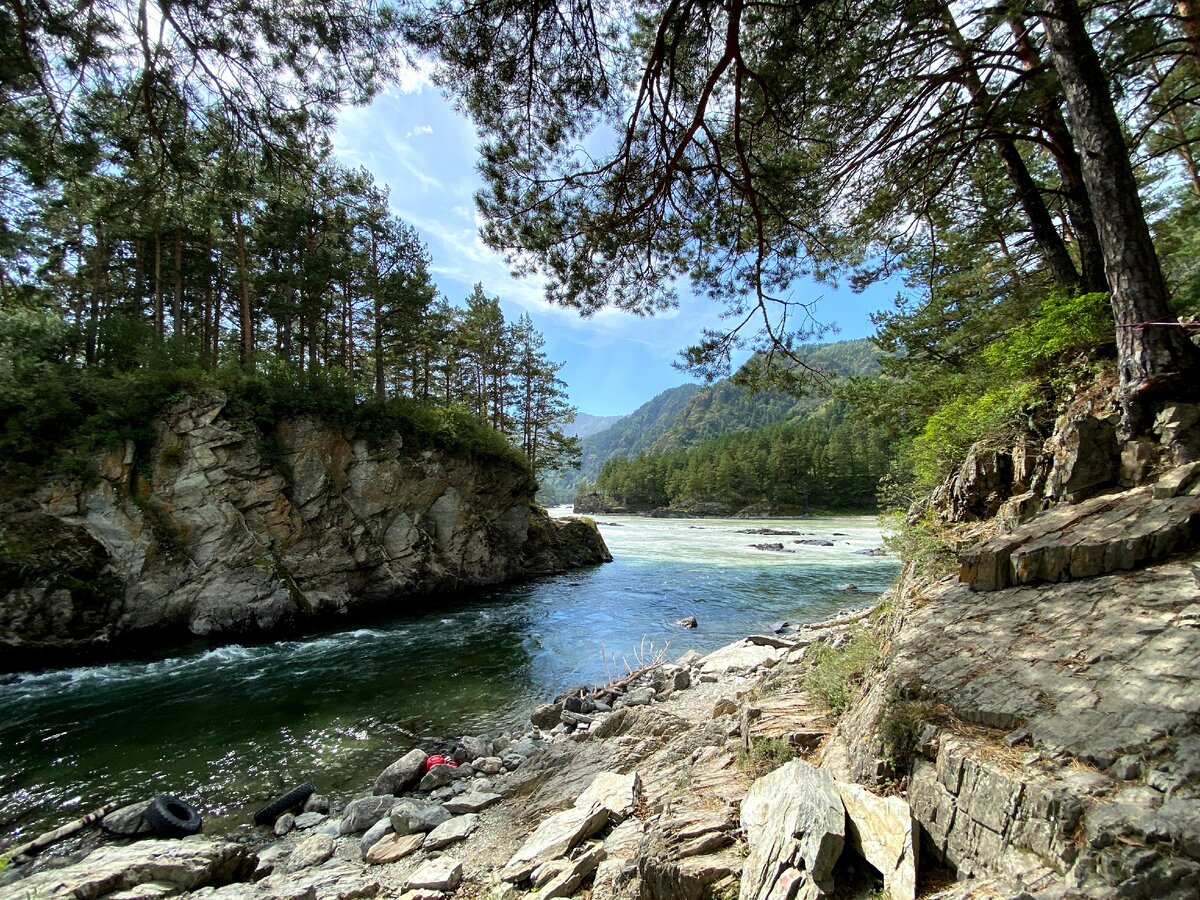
[390,58,436,95]
[405,124,434,139]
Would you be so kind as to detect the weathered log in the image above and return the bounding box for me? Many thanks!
[4,802,121,863]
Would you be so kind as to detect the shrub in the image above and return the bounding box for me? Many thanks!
[881,511,957,579]
[875,290,1113,499]
[907,380,1036,491]
[804,627,880,717]
[878,699,937,769]
[981,290,1113,378]
[159,445,185,468]
[737,736,795,777]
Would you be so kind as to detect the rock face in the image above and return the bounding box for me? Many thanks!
[0,390,611,668]
[6,839,255,899]
[959,470,1200,591]
[501,801,610,882]
[826,517,1200,897]
[740,760,846,900]
[837,782,917,900]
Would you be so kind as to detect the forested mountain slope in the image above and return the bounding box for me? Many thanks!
[552,338,883,511]
[647,339,881,454]
[538,383,703,502]
[563,413,625,440]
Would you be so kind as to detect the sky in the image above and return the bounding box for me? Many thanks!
[333,71,902,418]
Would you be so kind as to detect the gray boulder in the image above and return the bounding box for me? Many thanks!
[373,748,428,796]
[102,801,154,837]
[501,801,609,883]
[444,792,502,814]
[364,833,424,865]
[474,756,504,775]
[461,735,492,760]
[405,857,464,892]
[340,794,396,835]
[9,840,255,899]
[418,763,465,792]
[293,811,325,829]
[285,833,335,873]
[422,814,480,850]
[740,759,845,899]
[390,798,452,835]
[622,688,655,707]
[359,817,395,858]
[303,793,331,814]
[530,703,562,730]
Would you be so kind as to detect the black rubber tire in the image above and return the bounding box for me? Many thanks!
[145,794,203,838]
[253,782,315,826]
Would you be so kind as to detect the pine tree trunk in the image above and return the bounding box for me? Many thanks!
[1039,0,1199,415]
[1008,15,1108,293]
[341,282,351,371]
[86,228,101,366]
[372,235,385,402]
[1179,1,1200,66]
[211,277,222,367]
[173,228,183,342]
[234,211,253,367]
[153,231,164,341]
[134,238,145,318]
[940,5,1081,291]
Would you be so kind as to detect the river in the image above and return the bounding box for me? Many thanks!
[0,512,898,844]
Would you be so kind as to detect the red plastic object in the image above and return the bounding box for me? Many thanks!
[424,754,458,771]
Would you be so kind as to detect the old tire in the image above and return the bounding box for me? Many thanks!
[145,794,203,838]
[253,782,315,826]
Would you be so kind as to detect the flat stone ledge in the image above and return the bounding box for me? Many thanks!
[959,476,1200,592]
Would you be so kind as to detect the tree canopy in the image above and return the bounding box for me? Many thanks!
[0,0,580,487]
[411,0,1200,418]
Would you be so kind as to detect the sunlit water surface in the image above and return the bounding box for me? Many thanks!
[0,512,897,842]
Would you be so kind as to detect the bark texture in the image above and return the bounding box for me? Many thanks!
[1039,0,1199,416]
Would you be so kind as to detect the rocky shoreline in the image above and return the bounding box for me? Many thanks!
[1,607,883,900]
[5,388,1200,900]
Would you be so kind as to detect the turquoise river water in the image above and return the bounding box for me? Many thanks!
[0,512,898,844]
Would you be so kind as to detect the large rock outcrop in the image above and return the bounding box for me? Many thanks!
[0,391,610,668]
[823,462,1200,898]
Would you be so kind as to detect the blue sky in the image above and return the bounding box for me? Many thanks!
[334,71,900,417]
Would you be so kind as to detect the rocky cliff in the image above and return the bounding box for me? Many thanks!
[0,391,611,670]
[815,384,1200,898]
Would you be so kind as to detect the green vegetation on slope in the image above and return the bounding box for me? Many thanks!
[842,290,1118,508]
[576,339,889,512]
[0,309,535,498]
[543,338,882,507]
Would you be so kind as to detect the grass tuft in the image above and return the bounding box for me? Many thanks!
[804,627,880,717]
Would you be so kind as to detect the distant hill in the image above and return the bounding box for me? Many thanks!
[536,338,881,505]
[537,384,702,503]
[577,383,704,480]
[563,413,625,440]
[647,339,881,454]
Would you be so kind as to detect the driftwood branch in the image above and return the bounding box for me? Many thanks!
[4,802,121,863]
